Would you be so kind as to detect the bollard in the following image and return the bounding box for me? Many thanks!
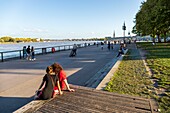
[52,47,55,53]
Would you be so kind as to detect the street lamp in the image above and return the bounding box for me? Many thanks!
[113,30,115,38]
[122,22,126,43]
[128,31,130,36]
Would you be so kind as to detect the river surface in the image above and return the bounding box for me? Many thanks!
[0,41,98,52]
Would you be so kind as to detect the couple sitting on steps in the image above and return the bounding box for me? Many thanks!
[35,63,75,100]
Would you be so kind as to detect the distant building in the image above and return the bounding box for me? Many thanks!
[105,37,112,41]
[105,36,137,42]
[113,31,115,38]
[36,38,41,42]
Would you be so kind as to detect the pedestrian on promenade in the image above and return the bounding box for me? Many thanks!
[23,46,27,59]
[114,41,117,45]
[101,42,104,50]
[31,46,35,61]
[72,44,77,55]
[52,63,75,94]
[69,44,77,57]
[107,41,110,50]
[85,43,87,47]
[111,43,114,50]
[97,42,99,47]
[117,44,124,57]
[26,45,31,60]
[35,66,63,100]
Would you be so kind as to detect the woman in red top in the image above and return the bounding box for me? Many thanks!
[52,63,75,94]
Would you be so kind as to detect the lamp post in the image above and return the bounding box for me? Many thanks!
[128,31,130,36]
[122,22,126,43]
[113,30,115,38]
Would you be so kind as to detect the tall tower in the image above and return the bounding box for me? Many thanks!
[122,22,126,37]
[113,30,115,38]
[122,22,126,43]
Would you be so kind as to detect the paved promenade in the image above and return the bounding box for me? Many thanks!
[0,44,120,113]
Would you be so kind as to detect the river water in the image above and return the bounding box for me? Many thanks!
[0,41,98,52]
[0,41,99,60]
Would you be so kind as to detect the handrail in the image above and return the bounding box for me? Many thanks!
[0,42,96,62]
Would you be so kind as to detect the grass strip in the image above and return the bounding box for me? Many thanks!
[137,42,170,113]
[105,44,153,98]
[105,42,170,113]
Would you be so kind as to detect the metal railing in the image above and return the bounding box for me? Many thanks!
[0,42,95,62]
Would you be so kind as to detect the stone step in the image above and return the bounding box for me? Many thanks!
[71,85,150,105]
[31,85,155,113]
[48,92,150,113]
[61,90,151,112]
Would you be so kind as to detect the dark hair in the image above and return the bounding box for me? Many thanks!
[51,63,63,74]
[46,66,53,74]
[31,46,34,51]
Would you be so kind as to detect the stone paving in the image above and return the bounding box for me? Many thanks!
[0,44,120,113]
[0,43,158,113]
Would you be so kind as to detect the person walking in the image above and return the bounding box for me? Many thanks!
[35,66,63,100]
[72,44,77,56]
[52,63,75,94]
[107,41,111,50]
[26,45,31,60]
[111,43,114,50]
[23,46,27,59]
[101,42,104,50]
[31,46,35,61]
[69,44,77,57]
[97,42,99,47]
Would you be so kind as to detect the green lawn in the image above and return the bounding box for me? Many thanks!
[105,42,170,113]
[137,42,170,113]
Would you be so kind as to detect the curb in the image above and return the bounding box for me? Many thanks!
[96,49,128,90]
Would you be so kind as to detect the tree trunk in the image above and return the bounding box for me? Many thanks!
[157,34,161,43]
[164,32,167,43]
[152,37,155,42]
[164,37,166,43]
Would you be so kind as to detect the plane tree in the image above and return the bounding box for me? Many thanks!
[133,0,170,42]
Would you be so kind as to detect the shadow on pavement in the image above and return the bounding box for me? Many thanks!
[0,96,34,113]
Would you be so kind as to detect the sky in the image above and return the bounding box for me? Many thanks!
[0,0,145,39]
